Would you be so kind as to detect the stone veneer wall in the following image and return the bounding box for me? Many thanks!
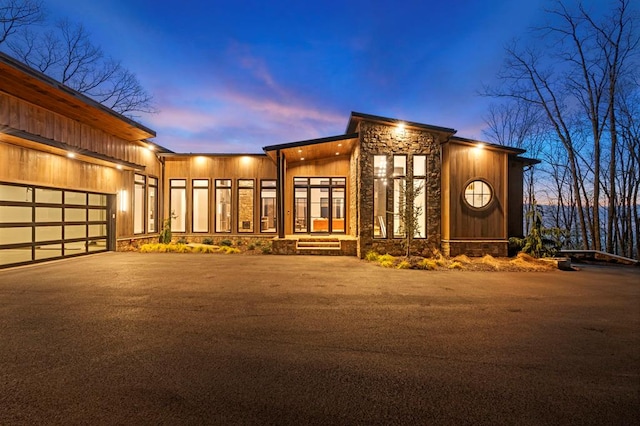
[357,122,442,258]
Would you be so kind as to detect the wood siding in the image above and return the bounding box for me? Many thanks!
[0,91,157,169]
[444,143,507,239]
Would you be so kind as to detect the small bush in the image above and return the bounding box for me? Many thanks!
[448,261,464,270]
[193,245,218,253]
[418,258,438,270]
[255,240,263,247]
[176,237,188,244]
[247,244,256,250]
[435,256,448,267]
[220,239,232,247]
[397,260,411,269]
[202,238,214,245]
[261,246,272,254]
[481,254,500,270]
[452,254,472,264]
[218,246,240,254]
[377,254,395,268]
[365,251,380,262]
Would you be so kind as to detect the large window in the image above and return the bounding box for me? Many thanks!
[192,179,209,232]
[215,179,232,233]
[148,177,158,233]
[413,155,426,238]
[170,179,187,232]
[373,155,387,238]
[464,180,493,209]
[134,174,146,234]
[294,177,345,234]
[238,179,254,233]
[260,180,276,233]
[393,155,406,238]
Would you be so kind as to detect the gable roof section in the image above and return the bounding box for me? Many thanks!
[0,52,160,144]
[346,111,457,135]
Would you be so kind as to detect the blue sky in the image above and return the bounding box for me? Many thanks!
[42,0,604,153]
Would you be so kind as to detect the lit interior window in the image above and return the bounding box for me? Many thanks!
[464,180,492,208]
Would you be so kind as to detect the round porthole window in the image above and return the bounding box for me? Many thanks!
[464,180,492,209]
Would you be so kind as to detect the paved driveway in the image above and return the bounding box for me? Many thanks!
[1,253,638,425]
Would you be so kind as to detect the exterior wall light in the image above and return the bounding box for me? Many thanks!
[67,152,76,158]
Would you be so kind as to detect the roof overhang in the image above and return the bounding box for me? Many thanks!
[263,133,358,164]
[0,52,158,144]
[346,111,457,135]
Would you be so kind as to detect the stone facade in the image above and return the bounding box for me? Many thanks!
[356,122,443,258]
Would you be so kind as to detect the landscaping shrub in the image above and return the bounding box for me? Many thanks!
[176,237,188,244]
[202,238,214,245]
[261,246,272,254]
[247,244,255,250]
[220,239,232,247]
[448,261,464,270]
[377,254,395,268]
[365,251,380,262]
[481,254,500,270]
[397,260,411,269]
[418,258,438,270]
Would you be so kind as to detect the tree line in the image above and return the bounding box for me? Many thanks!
[483,0,639,260]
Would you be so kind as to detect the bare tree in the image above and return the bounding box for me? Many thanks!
[0,2,155,116]
[0,0,42,44]
[484,0,639,258]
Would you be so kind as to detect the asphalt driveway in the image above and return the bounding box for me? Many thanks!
[1,253,638,425]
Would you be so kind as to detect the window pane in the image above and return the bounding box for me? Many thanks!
[0,184,31,202]
[87,239,107,252]
[66,208,86,222]
[88,193,106,206]
[36,188,62,204]
[89,224,107,238]
[0,248,32,265]
[393,179,405,238]
[464,180,492,208]
[147,186,157,233]
[215,188,231,232]
[65,191,86,205]
[0,206,32,223]
[134,176,145,234]
[88,209,106,222]
[193,179,208,188]
[414,179,426,238]
[238,188,254,232]
[393,156,406,177]
[36,207,62,222]
[65,225,86,239]
[413,155,426,176]
[64,241,85,254]
[294,187,307,232]
[373,156,387,238]
[238,179,254,188]
[332,188,345,232]
[193,187,209,232]
[294,178,308,185]
[36,226,62,242]
[260,183,276,233]
[332,178,345,186]
[0,227,32,244]
[170,186,186,232]
[35,244,62,260]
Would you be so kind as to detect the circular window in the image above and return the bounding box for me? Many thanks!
[464,180,492,209]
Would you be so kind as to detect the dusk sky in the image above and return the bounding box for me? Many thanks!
[44,0,609,153]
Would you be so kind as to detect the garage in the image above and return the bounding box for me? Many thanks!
[0,182,113,268]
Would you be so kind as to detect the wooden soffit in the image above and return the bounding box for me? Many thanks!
[0,53,155,142]
[263,133,358,164]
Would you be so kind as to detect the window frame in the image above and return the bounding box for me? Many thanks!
[463,179,494,210]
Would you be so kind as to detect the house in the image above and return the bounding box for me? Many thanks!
[0,52,537,268]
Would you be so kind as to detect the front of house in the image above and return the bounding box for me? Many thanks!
[0,52,536,268]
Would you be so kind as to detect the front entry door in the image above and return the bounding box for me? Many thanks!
[293,177,345,234]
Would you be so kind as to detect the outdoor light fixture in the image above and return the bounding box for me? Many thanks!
[119,189,128,212]
[67,152,76,158]
[300,157,305,161]
[395,122,406,136]
[116,164,123,170]
[195,156,206,164]
[147,144,155,151]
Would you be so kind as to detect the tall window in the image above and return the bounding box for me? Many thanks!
[294,178,308,232]
[192,179,209,232]
[148,177,158,233]
[373,155,387,238]
[294,177,345,233]
[238,179,254,233]
[134,174,145,234]
[170,179,186,232]
[393,155,406,238]
[215,179,232,233]
[413,155,427,238]
[260,180,276,233]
